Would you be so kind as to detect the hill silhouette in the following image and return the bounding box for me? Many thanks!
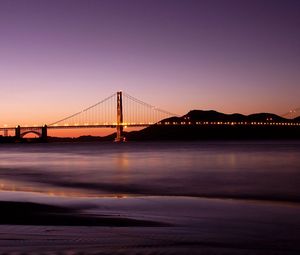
[173,110,288,122]
[126,110,300,140]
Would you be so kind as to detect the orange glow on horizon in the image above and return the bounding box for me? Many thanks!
[47,127,142,138]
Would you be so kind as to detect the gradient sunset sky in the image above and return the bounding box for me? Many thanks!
[0,0,299,131]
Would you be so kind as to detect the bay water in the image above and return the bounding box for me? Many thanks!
[0,141,299,203]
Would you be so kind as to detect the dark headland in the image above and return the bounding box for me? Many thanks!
[126,110,300,140]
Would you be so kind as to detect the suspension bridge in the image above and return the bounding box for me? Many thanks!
[0,91,176,142]
[1,91,299,142]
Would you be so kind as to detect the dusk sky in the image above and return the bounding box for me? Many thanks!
[0,0,299,129]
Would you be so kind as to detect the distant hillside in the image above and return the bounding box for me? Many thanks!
[127,110,300,141]
[166,110,288,123]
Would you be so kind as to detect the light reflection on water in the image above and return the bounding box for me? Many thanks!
[0,141,299,202]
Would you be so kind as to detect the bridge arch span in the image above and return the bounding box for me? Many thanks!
[15,125,48,141]
[20,130,42,138]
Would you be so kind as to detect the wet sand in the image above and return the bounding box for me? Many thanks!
[0,193,300,254]
[0,201,164,227]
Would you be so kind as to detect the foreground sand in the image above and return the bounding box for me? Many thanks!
[0,192,300,254]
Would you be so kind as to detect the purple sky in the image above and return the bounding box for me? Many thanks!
[0,0,299,127]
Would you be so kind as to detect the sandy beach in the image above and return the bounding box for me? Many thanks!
[0,191,300,254]
[0,141,299,254]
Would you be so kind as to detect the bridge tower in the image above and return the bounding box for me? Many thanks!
[42,125,48,141]
[115,91,124,142]
[15,125,21,140]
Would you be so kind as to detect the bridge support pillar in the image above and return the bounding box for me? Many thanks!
[115,91,124,142]
[42,125,48,141]
[15,125,21,140]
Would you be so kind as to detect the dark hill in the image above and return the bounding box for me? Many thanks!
[127,110,300,140]
[247,113,286,122]
[178,110,288,123]
[184,110,246,122]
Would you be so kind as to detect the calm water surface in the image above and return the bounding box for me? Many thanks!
[0,141,299,202]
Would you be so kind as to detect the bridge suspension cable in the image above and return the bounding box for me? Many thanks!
[122,92,177,125]
[48,91,177,127]
[49,93,117,126]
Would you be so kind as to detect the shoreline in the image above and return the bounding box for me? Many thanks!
[1,188,300,206]
[0,185,300,206]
